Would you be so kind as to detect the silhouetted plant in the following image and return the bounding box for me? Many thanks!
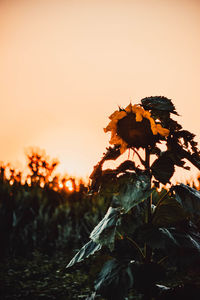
[67,97,200,300]
[26,147,59,186]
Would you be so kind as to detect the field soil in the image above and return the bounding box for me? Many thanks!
[0,251,93,300]
[1,251,200,300]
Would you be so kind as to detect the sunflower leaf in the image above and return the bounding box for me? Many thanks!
[173,183,200,216]
[95,259,134,300]
[152,197,187,227]
[90,207,121,251]
[137,226,200,260]
[137,226,178,250]
[141,96,178,115]
[120,201,147,236]
[151,152,175,184]
[103,145,121,161]
[112,173,152,213]
[66,240,102,268]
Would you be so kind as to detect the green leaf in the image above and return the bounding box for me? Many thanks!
[119,201,147,236]
[113,173,152,213]
[151,152,175,184]
[95,259,134,300]
[138,226,200,258]
[66,240,102,268]
[137,226,178,250]
[141,96,178,115]
[173,184,200,216]
[90,207,121,251]
[152,197,187,227]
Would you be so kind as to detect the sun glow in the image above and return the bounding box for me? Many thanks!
[59,183,63,189]
[65,180,73,192]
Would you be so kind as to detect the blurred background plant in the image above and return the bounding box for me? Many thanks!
[0,148,109,259]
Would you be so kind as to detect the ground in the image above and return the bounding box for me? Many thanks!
[1,251,200,300]
[0,251,92,300]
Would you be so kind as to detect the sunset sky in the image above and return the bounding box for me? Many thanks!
[0,0,200,182]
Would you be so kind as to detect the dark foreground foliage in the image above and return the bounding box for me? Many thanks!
[1,251,200,300]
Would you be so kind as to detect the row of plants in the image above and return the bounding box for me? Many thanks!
[0,150,108,258]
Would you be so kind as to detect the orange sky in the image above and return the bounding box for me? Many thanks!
[0,0,200,182]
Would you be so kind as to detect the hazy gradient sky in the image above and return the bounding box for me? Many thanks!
[0,0,200,181]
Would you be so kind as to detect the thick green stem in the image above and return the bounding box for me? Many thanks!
[144,147,152,264]
[143,148,154,300]
[126,236,145,262]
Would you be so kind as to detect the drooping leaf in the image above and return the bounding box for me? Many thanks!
[95,259,134,300]
[137,226,178,250]
[151,152,175,184]
[92,163,140,200]
[137,226,200,261]
[152,197,187,227]
[89,146,122,193]
[141,96,178,115]
[173,183,200,216]
[174,129,200,161]
[90,207,121,251]
[66,240,102,268]
[169,230,200,268]
[116,160,136,173]
[167,139,200,171]
[119,201,148,236]
[112,173,152,213]
[103,145,121,161]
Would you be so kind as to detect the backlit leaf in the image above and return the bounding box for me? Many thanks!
[113,173,152,213]
[90,207,121,251]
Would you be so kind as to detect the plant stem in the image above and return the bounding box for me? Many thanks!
[152,190,170,221]
[156,190,170,208]
[158,255,168,265]
[144,147,152,264]
[126,236,145,262]
[132,148,146,167]
[143,148,154,300]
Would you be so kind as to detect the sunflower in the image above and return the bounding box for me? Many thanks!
[104,103,169,153]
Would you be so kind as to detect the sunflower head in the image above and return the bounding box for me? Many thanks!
[104,103,169,153]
